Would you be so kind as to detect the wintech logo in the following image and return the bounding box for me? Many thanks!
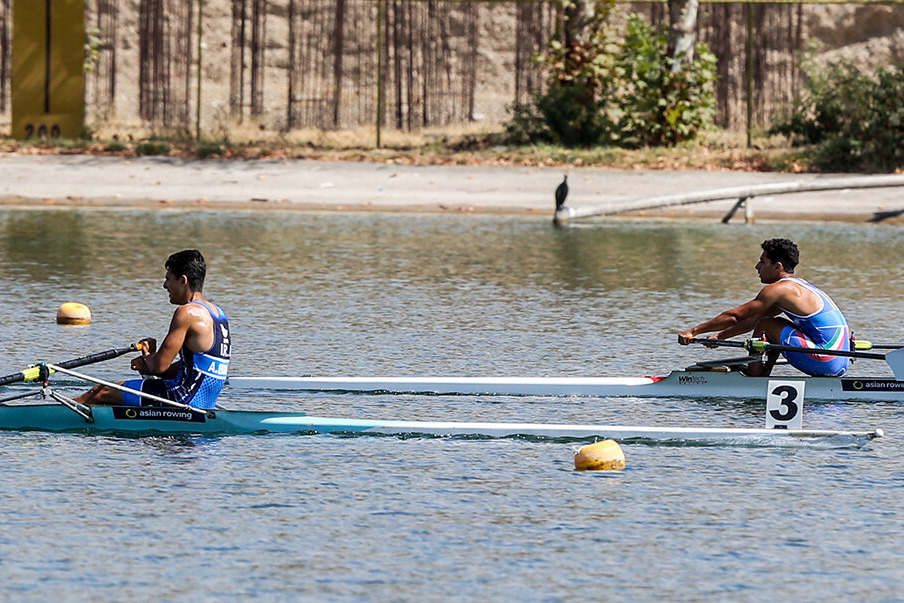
[678,375,708,385]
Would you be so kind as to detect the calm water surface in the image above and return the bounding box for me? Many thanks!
[0,210,903,601]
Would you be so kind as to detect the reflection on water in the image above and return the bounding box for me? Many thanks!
[0,209,902,377]
[1,208,903,601]
[2,211,93,280]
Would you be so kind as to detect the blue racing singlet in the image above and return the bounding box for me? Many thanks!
[122,302,230,408]
[163,301,231,409]
[778,277,850,376]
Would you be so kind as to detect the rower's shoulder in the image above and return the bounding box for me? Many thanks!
[766,276,805,293]
[757,279,792,296]
[173,300,212,322]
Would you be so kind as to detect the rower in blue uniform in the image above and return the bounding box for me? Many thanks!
[772,275,850,376]
[76,249,231,409]
[678,238,851,377]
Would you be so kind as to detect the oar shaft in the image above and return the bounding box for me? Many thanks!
[852,340,903,351]
[758,343,885,360]
[47,363,207,415]
[0,369,41,387]
[0,345,138,387]
[687,337,885,360]
[56,346,138,370]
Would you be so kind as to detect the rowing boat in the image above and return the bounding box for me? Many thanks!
[0,403,881,447]
[0,344,886,448]
[227,339,904,400]
[226,370,904,401]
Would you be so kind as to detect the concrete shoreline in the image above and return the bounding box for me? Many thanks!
[1,153,902,222]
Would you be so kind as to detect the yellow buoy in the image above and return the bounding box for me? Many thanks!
[574,439,625,471]
[56,302,92,325]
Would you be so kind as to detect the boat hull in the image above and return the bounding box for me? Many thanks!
[0,404,881,447]
[227,371,904,401]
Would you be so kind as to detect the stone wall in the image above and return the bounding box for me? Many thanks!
[0,0,901,137]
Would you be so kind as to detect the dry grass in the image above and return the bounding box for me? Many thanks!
[0,120,817,173]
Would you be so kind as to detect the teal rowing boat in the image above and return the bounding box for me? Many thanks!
[0,344,886,448]
[0,403,882,448]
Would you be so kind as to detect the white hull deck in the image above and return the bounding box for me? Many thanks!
[227,371,904,401]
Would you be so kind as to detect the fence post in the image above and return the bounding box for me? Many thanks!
[376,0,384,148]
[196,0,203,141]
[746,2,754,149]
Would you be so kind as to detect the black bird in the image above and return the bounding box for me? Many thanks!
[869,208,904,223]
[555,175,568,211]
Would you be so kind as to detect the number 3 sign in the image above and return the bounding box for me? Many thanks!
[766,380,805,429]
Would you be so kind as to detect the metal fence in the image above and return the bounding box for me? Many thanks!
[64,0,559,136]
[0,0,894,139]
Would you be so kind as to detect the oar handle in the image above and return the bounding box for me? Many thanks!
[686,338,747,348]
[0,344,139,387]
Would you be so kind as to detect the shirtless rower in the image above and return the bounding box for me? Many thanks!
[76,249,231,409]
[678,238,851,377]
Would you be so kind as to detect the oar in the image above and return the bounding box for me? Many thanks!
[686,338,747,349]
[0,344,139,387]
[852,340,904,351]
[47,363,208,415]
[686,338,904,380]
[687,338,903,352]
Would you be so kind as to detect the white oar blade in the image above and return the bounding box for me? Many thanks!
[886,348,904,381]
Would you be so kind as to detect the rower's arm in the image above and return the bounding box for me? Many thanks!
[136,307,192,376]
[715,306,776,339]
[678,308,752,342]
[679,286,783,344]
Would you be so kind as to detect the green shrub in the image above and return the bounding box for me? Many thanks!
[506,2,618,147]
[770,62,904,172]
[135,140,171,156]
[104,141,128,153]
[504,13,717,148]
[197,141,224,159]
[613,15,717,148]
[508,84,610,147]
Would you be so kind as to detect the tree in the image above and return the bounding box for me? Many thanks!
[667,0,699,71]
[504,2,716,147]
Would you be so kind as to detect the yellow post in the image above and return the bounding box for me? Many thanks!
[11,0,85,140]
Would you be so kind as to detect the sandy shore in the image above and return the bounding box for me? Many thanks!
[1,154,903,222]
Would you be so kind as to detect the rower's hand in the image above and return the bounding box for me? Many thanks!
[137,338,157,354]
[131,354,155,375]
[679,332,720,348]
[130,356,147,373]
[131,338,157,375]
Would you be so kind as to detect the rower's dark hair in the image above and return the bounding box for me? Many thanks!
[761,238,799,272]
[166,249,206,291]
